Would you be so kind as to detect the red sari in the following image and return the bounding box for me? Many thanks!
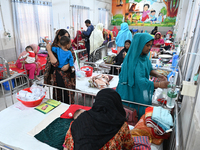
[72,31,85,50]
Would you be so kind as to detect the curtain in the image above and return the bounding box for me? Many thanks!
[12,0,53,57]
[71,5,90,39]
[98,8,109,29]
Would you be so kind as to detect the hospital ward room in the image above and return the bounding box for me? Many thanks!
[0,0,200,150]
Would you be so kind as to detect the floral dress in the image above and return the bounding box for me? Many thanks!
[44,47,76,104]
[63,122,134,150]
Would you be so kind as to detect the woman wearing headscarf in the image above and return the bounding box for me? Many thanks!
[151,26,158,35]
[116,22,132,54]
[90,23,104,55]
[44,29,76,104]
[63,88,134,150]
[15,44,40,80]
[109,40,131,75]
[103,29,113,42]
[72,30,85,50]
[116,33,169,119]
[151,32,164,53]
[112,26,119,37]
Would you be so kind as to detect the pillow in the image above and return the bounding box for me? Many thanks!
[60,104,91,119]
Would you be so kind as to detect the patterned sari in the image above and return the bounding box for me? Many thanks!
[44,46,76,104]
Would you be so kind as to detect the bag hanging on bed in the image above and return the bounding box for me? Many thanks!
[104,55,115,64]
[123,105,138,126]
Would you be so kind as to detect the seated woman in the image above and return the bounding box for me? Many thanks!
[63,88,134,150]
[16,44,40,80]
[72,30,85,50]
[151,32,164,54]
[109,40,131,75]
[116,33,169,119]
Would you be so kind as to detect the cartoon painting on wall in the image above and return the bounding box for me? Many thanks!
[111,0,180,27]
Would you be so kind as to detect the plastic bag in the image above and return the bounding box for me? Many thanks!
[76,70,86,80]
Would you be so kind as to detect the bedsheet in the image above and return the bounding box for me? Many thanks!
[0,101,68,150]
[0,101,163,150]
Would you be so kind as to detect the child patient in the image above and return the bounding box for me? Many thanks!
[73,109,86,119]
[51,36,75,85]
[20,46,40,80]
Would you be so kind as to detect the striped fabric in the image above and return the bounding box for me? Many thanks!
[133,136,151,150]
[146,116,165,135]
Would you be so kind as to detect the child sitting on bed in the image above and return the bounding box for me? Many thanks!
[73,109,86,119]
[51,36,75,85]
[20,46,40,80]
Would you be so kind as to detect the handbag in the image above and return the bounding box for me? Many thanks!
[123,105,138,126]
[104,55,115,64]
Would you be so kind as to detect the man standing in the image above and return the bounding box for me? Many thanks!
[82,19,94,61]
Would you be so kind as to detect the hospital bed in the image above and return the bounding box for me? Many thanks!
[0,56,47,80]
[0,79,180,150]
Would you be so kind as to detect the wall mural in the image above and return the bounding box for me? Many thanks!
[111,0,180,27]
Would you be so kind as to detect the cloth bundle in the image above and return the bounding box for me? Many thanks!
[89,74,113,89]
[16,83,46,101]
[145,106,173,135]
[152,107,173,131]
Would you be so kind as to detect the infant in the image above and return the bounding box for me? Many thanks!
[73,109,86,120]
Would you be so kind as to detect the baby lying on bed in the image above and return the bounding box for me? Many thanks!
[73,109,86,119]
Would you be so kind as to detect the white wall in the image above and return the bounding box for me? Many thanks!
[0,0,15,51]
[52,0,112,37]
[0,0,52,61]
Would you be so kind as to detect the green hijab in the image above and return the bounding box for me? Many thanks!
[119,33,154,87]
[117,33,154,119]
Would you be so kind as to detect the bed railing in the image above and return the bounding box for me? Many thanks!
[0,56,11,78]
[0,72,30,110]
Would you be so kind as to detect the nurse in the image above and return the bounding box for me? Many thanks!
[116,33,169,118]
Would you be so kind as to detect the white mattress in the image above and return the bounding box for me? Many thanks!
[0,102,69,150]
[0,102,163,150]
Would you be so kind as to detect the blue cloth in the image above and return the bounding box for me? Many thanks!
[116,23,132,47]
[152,106,173,131]
[52,47,74,68]
[82,25,94,37]
[116,33,154,119]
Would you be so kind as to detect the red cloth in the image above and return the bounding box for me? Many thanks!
[72,31,85,50]
[142,15,149,22]
[112,26,118,37]
[28,51,35,58]
[60,104,91,119]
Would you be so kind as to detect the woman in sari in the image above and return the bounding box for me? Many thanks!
[63,88,134,150]
[151,32,164,53]
[116,33,169,119]
[15,44,40,80]
[44,29,76,104]
[72,30,85,50]
[116,22,132,54]
[103,29,113,43]
[112,26,119,37]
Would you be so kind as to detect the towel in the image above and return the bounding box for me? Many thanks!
[152,107,173,131]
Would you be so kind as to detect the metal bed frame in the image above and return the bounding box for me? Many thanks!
[0,62,180,150]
